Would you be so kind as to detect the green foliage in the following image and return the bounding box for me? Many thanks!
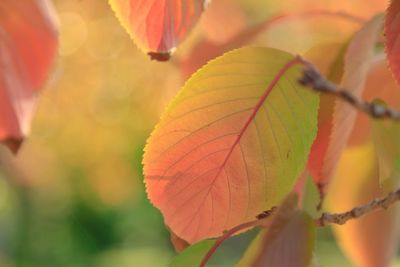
[169,240,214,267]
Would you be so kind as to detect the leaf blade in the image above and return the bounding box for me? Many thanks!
[236,194,315,267]
[0,0,58,152]
[109,0,206,58]
[385,0,400,84]
[372,118,400,186]
[309,15,383,188]
[143,47,319,243]
[325,143,400,267]
[169,240,214,267]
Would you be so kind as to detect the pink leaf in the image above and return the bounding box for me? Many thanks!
[109,0,207,60]
[385,0,400,84]
[0,0,58,152]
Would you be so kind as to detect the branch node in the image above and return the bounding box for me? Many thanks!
[298,62,400,122]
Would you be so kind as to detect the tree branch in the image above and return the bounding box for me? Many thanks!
[316,187,400,226]
[298,62,400,121]
[199,187,400,267]
[297,60,400,221]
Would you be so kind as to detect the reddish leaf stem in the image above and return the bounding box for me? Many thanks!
[198,219,264,267]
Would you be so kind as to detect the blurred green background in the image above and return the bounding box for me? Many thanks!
[0,0,396,266]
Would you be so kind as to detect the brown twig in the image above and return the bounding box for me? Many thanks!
[199,187,400,267]
[316,187,400,226]
[298,63,400,121]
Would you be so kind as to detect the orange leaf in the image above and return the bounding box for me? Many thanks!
[325,143,400,267]
[304,42,346,186]
[324,58,400,267]
[308,15,383,189]
[109,0,207,60]
[180,10,364,79]
[200,0,247,45]
[349,58,400,147]
[0,0,58,152]
[170,230,190,252]
[143,47,319,243]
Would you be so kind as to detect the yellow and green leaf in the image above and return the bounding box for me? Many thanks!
[143,47,319,243]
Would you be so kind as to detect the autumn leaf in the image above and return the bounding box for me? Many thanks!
[170,230,190,252]
[308,15,383,190]
[349,58,400,147]
[180,10,364,79]
[143,47,319,243]
[325,143,400,267]
[368,61,400,186]
[372,116,400,186]
[236,193,315,267]
[304,42,347,190]
[385,0,400,84]
[251,0,386,19]
[109,0,207,61]
[323,56,400,267]
[0,0,59,153]
[200,0,247,45]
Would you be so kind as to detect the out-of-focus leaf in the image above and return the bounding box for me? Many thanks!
[301,174,320,218]
[365,59,400,187]
[200,0,247,44]
[235,229,263,267]
[304,43,347,77]
[385,0,400,85]
[143,47,319,243]
[325,143,400,267]
[0,0,58,152]
[304,42,347,188]
[179,20,266,79]
[180,11,361,79]
[372,116,400,186]
[325,57,400,267]
[236,0,386,20]
[309,15,383,189]
[169,240,213,267]
[349,58,400,147]
[109,0,207,60]
[236,193,315,267]
[170,230,190,252]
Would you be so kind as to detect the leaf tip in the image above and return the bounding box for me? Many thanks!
[148,51,172,62]
[2,138,23,155]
